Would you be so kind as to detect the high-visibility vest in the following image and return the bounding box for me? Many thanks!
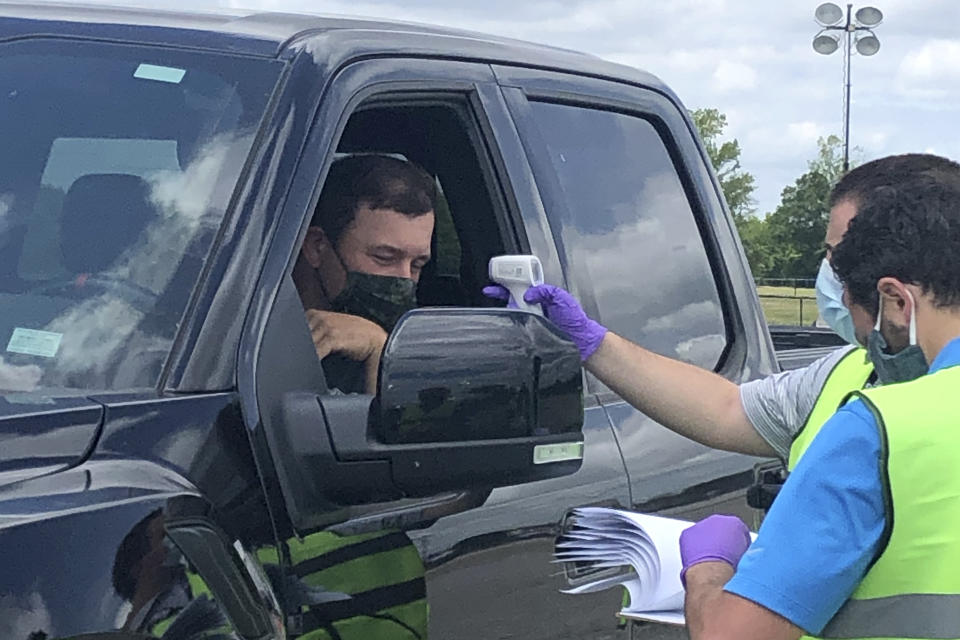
[278,529,428,640]
[787,347,874,471]
[147,571,230,637]
[151,529,427,639]
[783,347,871,640]
[808,364,960,639]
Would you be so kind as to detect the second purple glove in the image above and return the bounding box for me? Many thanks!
[483,283,608,361]
[678,514,752,586]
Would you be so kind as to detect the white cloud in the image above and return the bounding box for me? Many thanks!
[642,301,720,334]
[43,296,143,375]
[864,130,889,151]
[721,107,744,137]
[896,39,960,98]
[786,121,825,146]
[0,591,54,639]
[676,333,729,364]
[66,0,960,216]
[0,193,13,234]
[0,356,42,393]
[711,60,758,93]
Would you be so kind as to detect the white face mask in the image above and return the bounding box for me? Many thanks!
[866,288,929,384]
[815,259,860,346]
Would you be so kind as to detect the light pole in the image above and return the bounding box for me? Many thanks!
[812,3,882,172]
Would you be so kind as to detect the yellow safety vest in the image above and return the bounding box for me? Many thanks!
[151,529,427,639]
[271,529,428,640]
[147,571,229,637]
[784,347,871,640]
[787,347,874,471]
[811,364,960,639]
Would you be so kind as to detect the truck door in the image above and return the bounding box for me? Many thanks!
[497,65,770,636]
[243,50,631,640]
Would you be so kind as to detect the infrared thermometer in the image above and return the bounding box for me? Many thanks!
[488,255,544,315]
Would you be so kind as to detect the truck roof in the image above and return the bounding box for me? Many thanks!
[0,2,669,92]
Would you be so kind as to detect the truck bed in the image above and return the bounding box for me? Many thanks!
[769,326,846,371]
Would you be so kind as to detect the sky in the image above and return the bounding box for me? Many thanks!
[81,0,960,215]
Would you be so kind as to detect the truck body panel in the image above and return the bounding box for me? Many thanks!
[0,5,795,639]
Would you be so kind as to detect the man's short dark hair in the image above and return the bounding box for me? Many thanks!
[311,155,437,245]
[831,161,960,316]
[829,153,960,208]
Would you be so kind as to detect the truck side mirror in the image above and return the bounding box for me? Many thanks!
[269,308,585,533]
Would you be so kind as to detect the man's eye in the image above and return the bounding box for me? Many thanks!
[372,255,394,264]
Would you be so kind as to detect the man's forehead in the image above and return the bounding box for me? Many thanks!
[346,206,433,253]
[827,199,858,243]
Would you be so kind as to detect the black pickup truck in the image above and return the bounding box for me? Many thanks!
[0,5,783,640]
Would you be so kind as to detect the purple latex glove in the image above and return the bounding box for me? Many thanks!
[679,514,752,586]
[482,284,608,361]
[482,285,521,309]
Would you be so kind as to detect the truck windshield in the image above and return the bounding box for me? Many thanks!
[0,39,281,395]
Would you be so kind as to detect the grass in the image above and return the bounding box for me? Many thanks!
[756,285,818,326]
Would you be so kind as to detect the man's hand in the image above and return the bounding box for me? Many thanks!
[483,283,607,361]
[306,310,388,393]
[680,514,752,585]
[681,516,802,640]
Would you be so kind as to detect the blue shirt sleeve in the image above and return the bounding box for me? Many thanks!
[724,399,886,634]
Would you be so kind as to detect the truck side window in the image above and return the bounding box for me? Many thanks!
[527,101,728,378]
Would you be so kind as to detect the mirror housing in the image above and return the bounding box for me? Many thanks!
[272,308,584,531]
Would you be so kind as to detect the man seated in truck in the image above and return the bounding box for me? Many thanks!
[292,154,437,394]
[287,154,434,640]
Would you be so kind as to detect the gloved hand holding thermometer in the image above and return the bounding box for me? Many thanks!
[483,255,608,362]
[487,255,545,315]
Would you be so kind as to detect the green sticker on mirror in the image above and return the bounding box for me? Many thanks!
[533,442,584,465]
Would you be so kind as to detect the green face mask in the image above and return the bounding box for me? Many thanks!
[866,290,928,385]
[330,271,418,333]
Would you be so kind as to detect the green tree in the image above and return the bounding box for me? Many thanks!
[764,169,833,278]
[808,134,851,186]
[761,135,860,278]
[690,108,775,277]
[690,108,756,223]
[736,215,777,278]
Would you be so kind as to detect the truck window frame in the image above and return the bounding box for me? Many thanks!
[499,78,749,397]
[242,57,534,537]
[327,92,518,311]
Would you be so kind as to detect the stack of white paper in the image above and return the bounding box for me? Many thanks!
[553,507,694,626]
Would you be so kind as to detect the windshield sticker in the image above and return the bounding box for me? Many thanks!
[134,63,186,84]
[7,328,62,358]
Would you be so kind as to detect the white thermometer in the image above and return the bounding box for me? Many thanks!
[489,255,544,315]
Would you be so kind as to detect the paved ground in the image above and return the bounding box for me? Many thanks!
[425,538,688,640]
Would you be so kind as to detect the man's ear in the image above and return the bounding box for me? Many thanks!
[877,277,912,322]
[301,226,330,268]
